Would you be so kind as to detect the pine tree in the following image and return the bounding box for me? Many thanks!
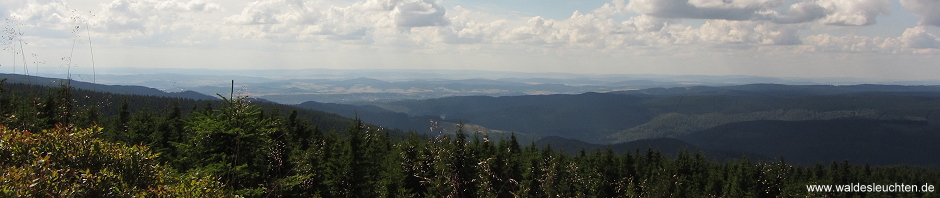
[179,96,278,197]
[451,122,477,197]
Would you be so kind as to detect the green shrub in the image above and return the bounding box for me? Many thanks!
[0,126,232,197]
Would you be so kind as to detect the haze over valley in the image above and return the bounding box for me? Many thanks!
[21,67,940,104]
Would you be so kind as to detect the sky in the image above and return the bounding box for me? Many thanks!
[1,0,939,81]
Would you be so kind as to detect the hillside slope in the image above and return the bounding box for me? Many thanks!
[1,73,217,100]
[535,136,763,162]
[366,84,940,144]
[375,92,653,142]
[678,119,940,165]
[1,77,363,133]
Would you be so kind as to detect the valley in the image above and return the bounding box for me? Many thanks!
[7,72,940,166]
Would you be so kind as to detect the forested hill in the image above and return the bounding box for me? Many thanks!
[349,83,940,143]
[294,100,438,132]
[0,77,366,134]
[611,83,940,96]
[534,136,764,162]
[369,92,653,142]
[0,73,217,100]
[3,77,940,197]
[299,83,940,166]
[677,119,940,166]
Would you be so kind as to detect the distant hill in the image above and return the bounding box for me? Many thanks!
[375,92,654,143]
[611,83,940,97]
[1,73,217,100]
[295,101,434,131]
[0,75,374,134]
[293,101,541,142]
[535,136,763,162]
[9,74,940,166]
[354,84,940,144]
[607,91,940,142]
[184,76,650,104]
[678,119,940,166]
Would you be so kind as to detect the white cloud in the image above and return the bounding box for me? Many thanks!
[88,0,223,45]
[901,26,939,49]
[5,0,938,77]
[425,6,501,44]
[692,20,803,44]
[814,0,890,26]
[901,0,940,27]
[756,0,892,26]
[225,0,317,25]
[480,12,664,48]
[799,27,940,53]
[4,0,224,46]
[0,1,20,20]
[3,0,908,51]
[621,0,889,26]
[226,0,450,28]
[222,0,450,43]
[626,0,784,20]
[389,0,901,51]
[8,0,73,27]
[801,33,901,52]
[391,0,449,27]
[623,14,675,32]
[767,1,829,24]
[421,7,807,50]
[591,0,627,18]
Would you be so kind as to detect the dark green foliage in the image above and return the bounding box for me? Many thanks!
[680,119,940,165]
[2,80,940,197]
[379,93,652,142]
[177,96,279,196]
[0,126,230,197]
[354,84,940,145]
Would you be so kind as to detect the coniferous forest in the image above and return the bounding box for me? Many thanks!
[2,79,939,197]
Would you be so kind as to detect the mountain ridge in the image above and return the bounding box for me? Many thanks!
[1,73,217,100]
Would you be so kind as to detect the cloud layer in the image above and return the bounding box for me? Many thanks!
[769,0,890,26]
[222,0,450,42]
[1,0,937,63]
[626,0,783,20]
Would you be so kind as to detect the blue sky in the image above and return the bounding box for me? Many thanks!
[1,0,939,81]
